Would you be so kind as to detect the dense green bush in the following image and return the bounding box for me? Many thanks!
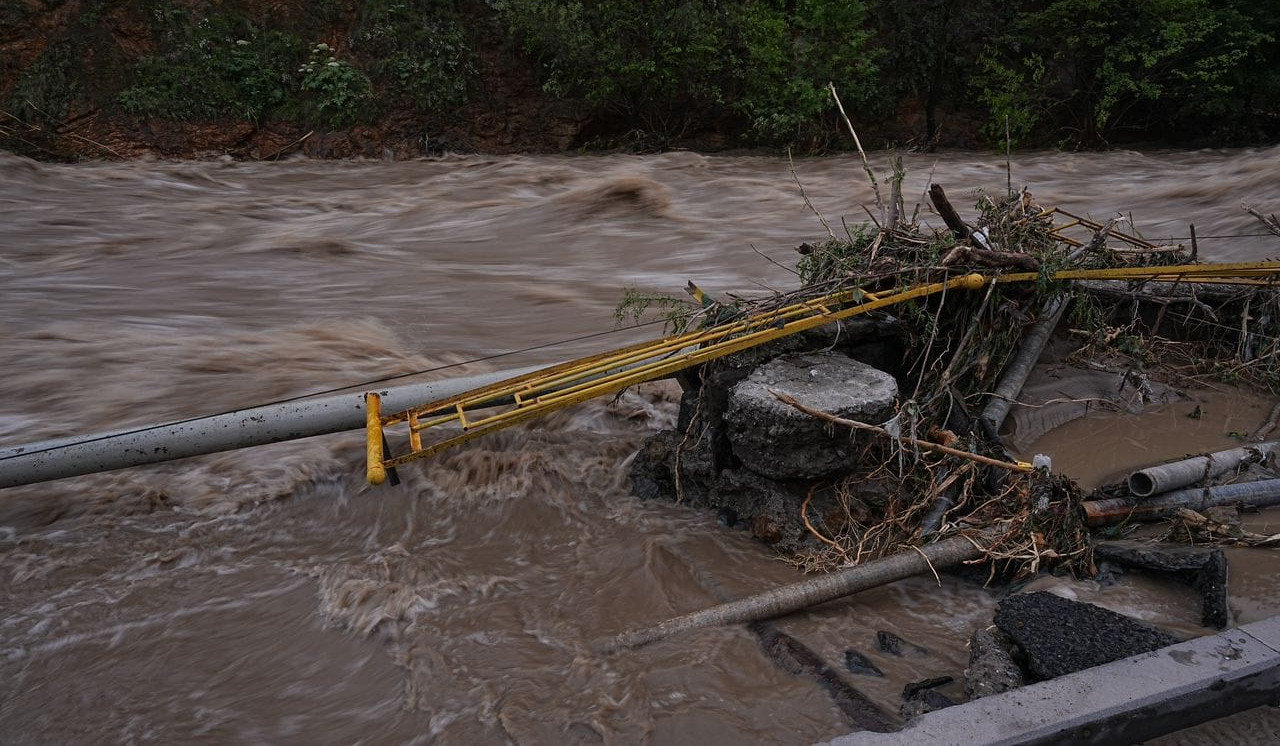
[494,0,735,142]
[9,40,82,125]
[8,0,1276,150]
[351,0,475,115]
[494,0,883,146]
[118,9,303,121]
[298,42,377,128]
[973,0,1271,147]
[732,0,880,145]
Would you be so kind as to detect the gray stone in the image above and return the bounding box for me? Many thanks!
[724,352,898,480]
[965,627,1024,699]
[843,650,884,677]
[706,468,812,551]
[877,630,928,657]
[995,591,1181,680]
[627,429,716,507]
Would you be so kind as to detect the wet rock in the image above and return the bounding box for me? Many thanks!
[900,677,957,719]
[707,469,814,551]
[843,650,884,677]
[629,430,679,502]
[627,429,715,507]
[725,352,898,480]
[964,627,1023,699]
[876,630,928,657]
[995,591,1181,680]
[1094,540,1231,628]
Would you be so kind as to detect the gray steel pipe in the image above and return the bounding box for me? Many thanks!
[981,296,1068,437]
[0,364,549,490]
[1084,478,1280,526]
[1127,441,1280,497]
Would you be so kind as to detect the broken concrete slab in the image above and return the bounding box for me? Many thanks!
[821,615,1280,746]
[725,352,898,480]
[994,591,1181,680]
[1093,540,1230,628]
[900,677,957,719]
[965,627,1023,699]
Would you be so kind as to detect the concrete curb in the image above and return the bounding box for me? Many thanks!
[822,615,1280,746]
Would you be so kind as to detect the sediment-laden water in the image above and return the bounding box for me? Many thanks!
[3,147,1280,743]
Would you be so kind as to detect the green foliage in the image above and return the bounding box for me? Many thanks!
[733,0,880,145]
[9,41,82,125]
[494,0,881,145]
[972,54,1044,147]
[870,0,1006,147]
[973,0,1270,147]
[352,0,475,114]
[495,0,734,142]
[795,227,880,286]
[298,43,376,128]
[614,288,697,333]
[0,0,29,28]
[118,9,304,121]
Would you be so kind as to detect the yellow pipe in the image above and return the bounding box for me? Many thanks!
[376,262,1280,476]
[385,274,987,468]
[365,392,387,485]
[407,412,422,452]
[395,285,869,424]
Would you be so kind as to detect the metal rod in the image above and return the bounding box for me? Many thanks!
[0,364,548,490]
[365,392,386,485]
[1083,478,1280,526]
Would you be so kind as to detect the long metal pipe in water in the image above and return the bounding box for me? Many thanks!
[1083,478,1280,526]
[980,296,1068,438]
[1127,441,1280,497]
[0,364,549,490]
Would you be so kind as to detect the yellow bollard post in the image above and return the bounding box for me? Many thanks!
[365,392,387,485]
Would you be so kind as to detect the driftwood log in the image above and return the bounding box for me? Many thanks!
[941,245,1040,271]
[929,183,972,240]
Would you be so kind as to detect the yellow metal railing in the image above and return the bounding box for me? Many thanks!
[365,252,1280,484]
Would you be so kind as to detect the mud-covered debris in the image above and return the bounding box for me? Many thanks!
[843,649,884,677]
[877,630,928,657]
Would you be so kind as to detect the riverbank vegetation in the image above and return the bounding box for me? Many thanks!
[3,0,1278,158]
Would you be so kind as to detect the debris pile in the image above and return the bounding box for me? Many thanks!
[626,183,1196,580]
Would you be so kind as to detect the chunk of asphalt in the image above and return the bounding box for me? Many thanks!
[1094,540,1230,628]
[995,591,1181,680]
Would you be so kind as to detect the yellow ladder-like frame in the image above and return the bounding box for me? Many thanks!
[366,260,1280,484]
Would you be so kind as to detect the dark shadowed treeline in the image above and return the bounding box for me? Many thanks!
[2,0,1277,158]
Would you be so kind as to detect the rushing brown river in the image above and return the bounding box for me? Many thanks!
[3,147,1280,743]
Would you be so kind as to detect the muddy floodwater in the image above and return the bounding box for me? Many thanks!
[3,148,1280,743]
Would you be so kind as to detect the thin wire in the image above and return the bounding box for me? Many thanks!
[1158,233,1275,241]
[0,318,669,462]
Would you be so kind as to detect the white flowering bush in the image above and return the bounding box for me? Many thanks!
[299,43,375,128]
